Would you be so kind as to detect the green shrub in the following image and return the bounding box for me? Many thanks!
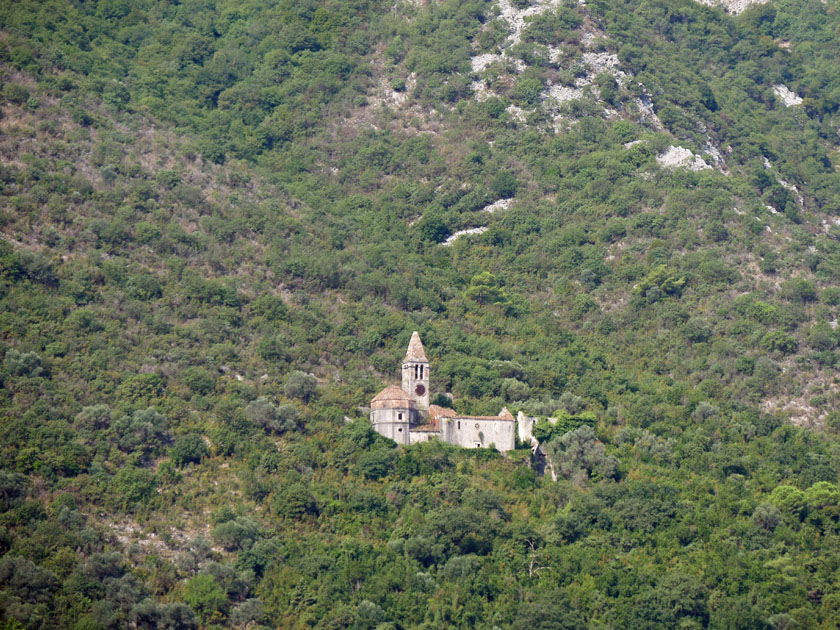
[170,434,208,467]
[4,349,44,377]
[182,574,226,621]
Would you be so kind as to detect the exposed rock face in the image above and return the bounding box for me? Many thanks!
[692,0,768,15]
[773,84,803,107]
[442,226,489,246]
[656,145,712,171]
[482,198,513,214]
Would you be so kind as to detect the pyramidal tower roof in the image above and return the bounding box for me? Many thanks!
[403,331,428,363]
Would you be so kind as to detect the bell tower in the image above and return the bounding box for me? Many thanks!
[402,331,430,412]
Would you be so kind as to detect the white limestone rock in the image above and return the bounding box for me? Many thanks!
[773,84,803,107]
[657,146,712,171]
[482,198,513,213]
[441,226,489,246]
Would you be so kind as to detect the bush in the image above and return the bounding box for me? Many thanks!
[113,408,169,457]
[182,574,226,621]
[491,171,518,198]
[111,466,157,511]
[274,483,317,518]
[74,405,112,431]
[357,448,397,480]
[171,434,208,466]
[127,274,162,300]
[3,83,30,105]
[761,331,797,354]
[417,215,450,243]
[780,278,817,303]
[181,367,216,396]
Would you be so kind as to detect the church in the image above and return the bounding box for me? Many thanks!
[370,332,516,452]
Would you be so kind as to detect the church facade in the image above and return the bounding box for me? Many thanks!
[370,332,516,452]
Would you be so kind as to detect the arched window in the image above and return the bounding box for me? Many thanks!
[420,365,424,379]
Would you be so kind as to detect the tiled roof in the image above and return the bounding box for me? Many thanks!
[499,407,514,420]
[371,385,415,405]
[403,331,428,362]
[429,404,457,420]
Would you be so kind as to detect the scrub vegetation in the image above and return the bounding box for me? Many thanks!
[3,0,840,628]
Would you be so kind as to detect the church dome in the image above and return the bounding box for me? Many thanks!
[371,385,417,410]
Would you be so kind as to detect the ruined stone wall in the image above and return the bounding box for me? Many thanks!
[409,430,438,445]
[517,411,537,446]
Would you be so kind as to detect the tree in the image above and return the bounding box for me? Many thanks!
[74,405,112,431]
[751,504,782,532]
[543,426,618,483]
[131,600,198,630]
[112,408,169,458]
[245,398,299,433]
[283,371,317,403]
[770,485,806,521]
[211,518,258,551]
[4,350,44,377]
[464,272,509,306]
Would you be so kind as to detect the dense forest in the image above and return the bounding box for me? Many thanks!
[3,0,840,628]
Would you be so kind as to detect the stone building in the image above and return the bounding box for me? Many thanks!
[370,332,516,452]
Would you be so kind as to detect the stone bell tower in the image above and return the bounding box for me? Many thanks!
[401,331,430,412]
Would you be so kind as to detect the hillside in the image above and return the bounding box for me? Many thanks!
[3,0,840,628]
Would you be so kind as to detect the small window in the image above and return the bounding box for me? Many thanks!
[457,421,460,430]
[398,427,403,432]
[398,413,403,420]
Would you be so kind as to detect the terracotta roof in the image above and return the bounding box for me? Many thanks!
[429,404,457,420]
[452,414,515,422]
[403,331,428,363]
[499,407,514,420]
[371,384,416,408]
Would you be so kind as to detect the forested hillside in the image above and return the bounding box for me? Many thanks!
[3,0,840,628]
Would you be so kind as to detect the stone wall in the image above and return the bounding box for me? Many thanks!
[517,411,537,447]
[409,430,438,445]
[441,417,515,452]
[370,407,412,445]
